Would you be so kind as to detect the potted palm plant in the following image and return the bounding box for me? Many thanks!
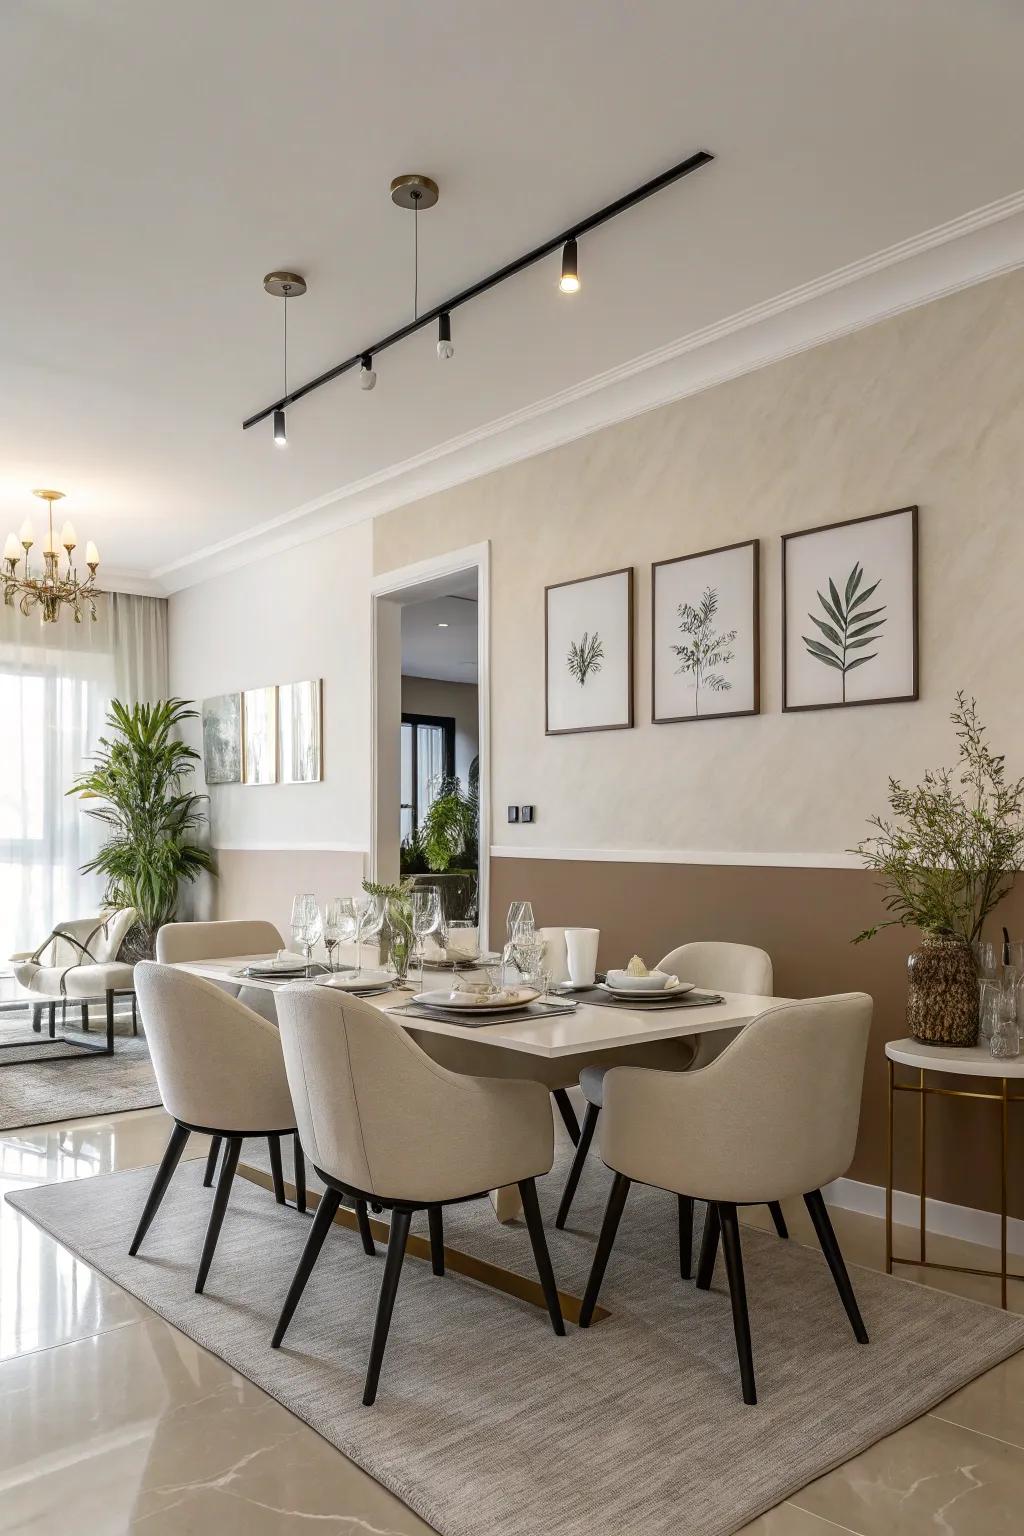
[854,693,1024,1045]
[68,698,216,959]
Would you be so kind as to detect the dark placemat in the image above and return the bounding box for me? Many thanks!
[555,987,724,1011]
[388,1000,578,1030]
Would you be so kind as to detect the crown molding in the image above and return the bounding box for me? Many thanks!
[156,189,1024,594]
[97,568,167,598]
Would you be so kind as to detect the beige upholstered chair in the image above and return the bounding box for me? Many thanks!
[130,963,304,1292]
[155,919,293,1194]
[579,993,873,1405]
[557,941,774,1236]
[273,984,564,1406]
[10,908,138,1051]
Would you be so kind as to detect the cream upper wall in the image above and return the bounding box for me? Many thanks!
[168,518,373,851]
[374,268,1024,857]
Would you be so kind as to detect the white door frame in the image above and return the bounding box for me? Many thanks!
[369,540,491,950]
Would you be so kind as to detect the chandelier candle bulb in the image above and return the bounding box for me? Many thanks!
[60,521,77,551]
[4,533,20,563]
[85,541,99,568]
[19,520,33,549]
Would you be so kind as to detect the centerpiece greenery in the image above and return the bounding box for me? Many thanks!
[853,693,1024,1045]
[68,697,215,960]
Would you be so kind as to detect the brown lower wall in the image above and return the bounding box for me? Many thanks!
[490,856,1024,1220]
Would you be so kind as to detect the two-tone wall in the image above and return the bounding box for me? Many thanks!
[170,267,1024,1221]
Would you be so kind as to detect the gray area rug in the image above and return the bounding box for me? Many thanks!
[9,1141,1024,1536]
[0,1007,158,1130]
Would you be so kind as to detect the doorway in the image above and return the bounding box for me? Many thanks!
[370,543,490,948]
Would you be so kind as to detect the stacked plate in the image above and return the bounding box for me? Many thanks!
[315,969,396,998]
[411,986,540,1015]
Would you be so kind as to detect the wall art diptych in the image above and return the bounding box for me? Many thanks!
[652,539,760,723]
[279,678,323,783]
[241,685,278,785]
[782,506,918,711]
[545,567,633,734]
[201,692,242,783]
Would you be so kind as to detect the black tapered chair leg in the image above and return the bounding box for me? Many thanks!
[129,1122,191,1256]
[363,1208,411,1405]
[203,1136,223,1188]
[804,1189,869,1344]
[518,1177,566,1336]
[719,1202,756,1405]
[678,1194,694,1279]
[195,1136,241,1294]
[355,1199,376,1256]
[293,1134,307,1213]
[80,1003,89,1032]
[696,1202,720,1290]
[271,1188,342,1347]
[48,1003,56,1039]
[31,1003,42,1033]
[768,1201,789,1239]
[268,1135,286,1204]
[428,1206,445,1276]
[131,992,138,1036]
[555,1101,600,1229]
[551,1087,581,1146]
[580,1171,631,1327]
[104,989,114,1053]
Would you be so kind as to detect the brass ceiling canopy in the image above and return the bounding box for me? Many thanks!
[263,271,307,298]
[389,174,439,211]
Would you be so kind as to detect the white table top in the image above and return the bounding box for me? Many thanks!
[886,1037,1024,1078]
[173,956,784,1061]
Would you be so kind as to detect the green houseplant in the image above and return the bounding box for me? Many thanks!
[853,693,1024,1045]
[68,697,216,959]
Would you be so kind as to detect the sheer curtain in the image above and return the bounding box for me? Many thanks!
[0,593,168,959]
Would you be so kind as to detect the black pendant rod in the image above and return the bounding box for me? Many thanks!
[243,148,714,430]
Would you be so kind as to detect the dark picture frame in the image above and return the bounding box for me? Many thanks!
[544,566,634,735]
[782,505,919,713]
[651,538,760,724]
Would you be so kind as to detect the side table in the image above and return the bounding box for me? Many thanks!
[886,1038,1024,1308]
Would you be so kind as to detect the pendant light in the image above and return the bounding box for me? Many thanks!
[262,271,307,446]
[559,238,580,293]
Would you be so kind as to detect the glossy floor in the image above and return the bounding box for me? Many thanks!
[1,1110,1022,1534]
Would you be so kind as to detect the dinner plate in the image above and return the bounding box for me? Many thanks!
[315,970,395,993]
[412,987,539,1013]
[597,980,695,1000]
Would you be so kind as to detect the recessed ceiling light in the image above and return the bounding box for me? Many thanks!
[437,621,449,628]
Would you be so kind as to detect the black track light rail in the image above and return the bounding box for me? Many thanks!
[243,149,713,431]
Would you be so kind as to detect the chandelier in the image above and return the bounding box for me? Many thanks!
[3,490,101,624]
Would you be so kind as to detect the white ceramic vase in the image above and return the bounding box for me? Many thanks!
[565,927,600,987]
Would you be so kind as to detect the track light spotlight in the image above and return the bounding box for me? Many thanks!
[273,408,287,447]
[437,311,454,360]
[559,238,580,294]
[359,354,377,390]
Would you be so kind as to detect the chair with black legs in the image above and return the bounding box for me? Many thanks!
[155,919,306,1208]
[130,962,309,1293]
[578,993,873,1405]
[557,942,779,1258]
[273,984,565,1406]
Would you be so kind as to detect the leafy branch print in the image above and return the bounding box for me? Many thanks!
[802,562,886,702]
[567,631,604,687]
[671,586,736,716]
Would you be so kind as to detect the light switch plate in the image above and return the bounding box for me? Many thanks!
[520,805,535,823]
[507,804,520,823]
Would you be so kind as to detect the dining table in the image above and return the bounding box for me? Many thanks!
[168,952,785,1324]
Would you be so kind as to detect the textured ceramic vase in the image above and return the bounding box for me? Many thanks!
[907,933,978,1046]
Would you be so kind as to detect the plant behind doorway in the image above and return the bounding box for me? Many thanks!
[68,697,215,957]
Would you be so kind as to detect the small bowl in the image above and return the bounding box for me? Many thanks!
[604,968,674,992]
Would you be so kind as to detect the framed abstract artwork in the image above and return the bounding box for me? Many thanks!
[278,678,323,783]
[782,505,918,712]
[242,686,278,784]
[201,692,241,783]
[652,539,760,723]
[545,567,633,735]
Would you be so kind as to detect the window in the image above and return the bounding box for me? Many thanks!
[400,713,455,842]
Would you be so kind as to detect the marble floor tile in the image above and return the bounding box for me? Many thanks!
[735,1503,861,1534]
[0,1315,431,1536]
[790,1412,1024,1535]
[929,1347,1024,1451]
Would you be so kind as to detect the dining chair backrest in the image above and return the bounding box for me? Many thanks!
[134,961,296,1133]
[656,940,773,996]
[34,908,137,967]
[155,919,284,963]
[276,985,553,1203]
[602,993,872,1203]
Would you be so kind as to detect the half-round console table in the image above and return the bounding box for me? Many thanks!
[886,1038,1024,1308]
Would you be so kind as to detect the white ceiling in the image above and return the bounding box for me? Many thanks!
[4,1,1024,586]
[401,570,479,684]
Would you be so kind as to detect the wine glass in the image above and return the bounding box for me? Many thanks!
[506,900,534,945]
[324,897,357,973]
[290,893,321,973]
[411,887,442,991]
[353,893,385,976]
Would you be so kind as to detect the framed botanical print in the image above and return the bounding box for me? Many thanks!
[545,567,633,735]
[278,678,323,783]
[201,692,242,783]
[652,539,759,723]
[242,686,278,784]
[782,505,918,711]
